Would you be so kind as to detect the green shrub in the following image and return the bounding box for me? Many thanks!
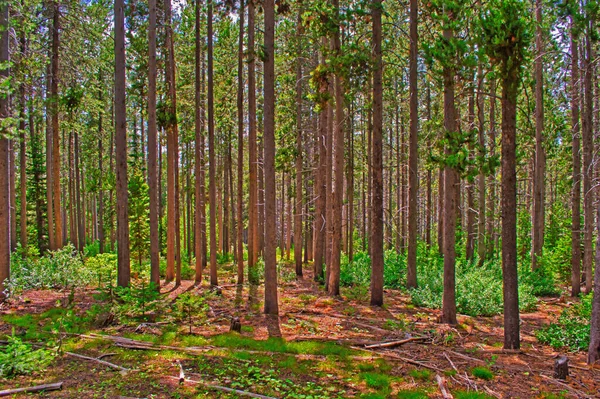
[397,390,429,399]
[359,372,391,390]
[5,244,89,296]
[172,292,209,333]
[0,332,56,377]
[85,253,117,288]
[409,368,431,381]
[114,281,162,321]
[536,293,592,351]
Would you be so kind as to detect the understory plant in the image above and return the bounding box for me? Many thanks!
[0,331,56,378]
[536,293,592,351]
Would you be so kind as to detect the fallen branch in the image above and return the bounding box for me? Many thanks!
[539,374,589,398]
[483,385,502,399]
[97,352,117,360]
[169,376,277,399]
[435,375,453,399]
[447,350,486,364]
[65,351,130,372]
[0,382,63,397]
[443,352,459,375]
[364,337,427,349]
[176,360,185,383]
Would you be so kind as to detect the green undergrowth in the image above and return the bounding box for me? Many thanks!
[536,293,592,351]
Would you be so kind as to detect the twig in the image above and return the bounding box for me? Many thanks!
[364,337,427,349]
[97,352,117,360]
[444,352,459,374]
[483,385,502,399]
[65,351,130,372]
[170,376,278,399]
[0,382,63,397]
[435,375,453,399]
[447,350,486,364]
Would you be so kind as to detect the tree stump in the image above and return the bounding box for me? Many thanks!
[230,317,241,333]
[553,356,569,380]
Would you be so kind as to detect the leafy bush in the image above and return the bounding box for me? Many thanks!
[536,293,592,351]
[471,366,494,380]
[5,244,90,296]
[0,332,55,377]
[85,253,117,288]
[113,281,163,321]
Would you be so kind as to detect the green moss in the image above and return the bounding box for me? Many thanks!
[360,372,391,390]
[454,391,495,399]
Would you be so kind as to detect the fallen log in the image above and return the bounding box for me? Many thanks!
[0,382,63,397]
[169,376,277,399]
[435,375,453,399]
[65,351,130,372]
[176,360,185,383]
[364,337,426,349]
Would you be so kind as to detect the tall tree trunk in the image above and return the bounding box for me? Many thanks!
[263,0,278,315]
[370,0,384,307]
[294,5,304,277]
[441,23,458,325]
[208,0,218,287]
[487,79,497,256]
[115,0,130,287]
[148,0,160,287]
[97,75,105,255]
[531,0,545,271]
[501,72,520,350]
[19,81,27,250]
[45,63,55,251]
[194,0,205,283]
[465,77,476,262]
[235,0,245,284]
[0,1,10,297]
[582,24,594,294]
[571,20,581,297]
[75,132,84,250]
[328,0,344,296]
[51,0,62,249]
[407,0,418,288]
[247,0,258,284]
[477,66,486,265]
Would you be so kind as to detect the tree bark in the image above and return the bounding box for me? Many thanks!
[570,19,581,297]
[247,0,258,284]
[148,0,160,288]
[236,0,245,284]
[531,0,545,271]
[370,0,384,307]
[407,0,418,288]
[0,1,10,297]
[51,0,62,249]
[115,0,130,287]
[294,6,304,277]
[208,0,218,287]
[582,25,594,294]
[263,0,278,315]
[328,0,344,297]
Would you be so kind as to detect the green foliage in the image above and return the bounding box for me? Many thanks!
[114,281,162,321]
[470,366,494,380]
[409,368,431,381]
[128,170,150,268]
[410,254,538,316]
[536,293,592,351]
[359,371,391,390]
[172,292,208,334]
[455,392,495,399]
[397,390,429,399]
[0,332,56,378]
[5,244,89,296]
[85,253,117,288]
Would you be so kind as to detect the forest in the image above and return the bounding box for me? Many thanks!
[0,0,599,397]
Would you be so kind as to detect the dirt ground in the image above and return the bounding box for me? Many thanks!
[0,265,598,398]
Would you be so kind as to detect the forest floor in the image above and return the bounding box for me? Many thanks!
[0,262,598,399]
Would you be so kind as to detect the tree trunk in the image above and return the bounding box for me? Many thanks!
[0,1,10,297]
[407,0,418,288]
[465,77,475,262]
[236,0,245,284]
[531,0,545,271]
[370,0,384,307]
[263,0,279,315]
[441,22,458,325]
[487,79,497,255]
[294,6,303,277]
[19,82,27,250]
[148,0,160,288]
[588,203,600,363]
[571,20,581,297]
[208,0,218,287]
[247,0,258,284]
[501,73,520,350]
[477,66,486,265]
[328,0,344,296]
[582,27,594,294]
[51,0,62,249]
[115,0,130,287]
